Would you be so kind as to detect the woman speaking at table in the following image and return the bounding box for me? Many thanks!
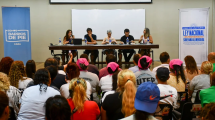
[62,30,77,64]
[138,28,153,56]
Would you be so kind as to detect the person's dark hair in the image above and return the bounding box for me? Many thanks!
[133,54,141,64]
[34,68,50,86]
[66,63,80,80]
[107,67,118,74]
[86,28,92,32]
[46,65,58,82]
[211,72,215,86]
[144,28,150,38]
[0,91,9,117]
[135,110,150,120]
[64,30,72,41]
[170,65,186,84]
[45,95,71,120]
[124,29,130,33]
[160,52,170,63]
[201,103,215,120]
[0,57,14,75]
[80,54,89,61]
[26,60,36,79]
[44,58,58,68]
[54,57,60,66]
[79,64,87,70]
[106,54,116,64]
[139,58,149,70]
[112,70,120,91]
[184,55,198,74]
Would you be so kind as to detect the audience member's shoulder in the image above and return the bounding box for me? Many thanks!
[100,67,107,72]
[48,86,60,94]
[104,92,120,102]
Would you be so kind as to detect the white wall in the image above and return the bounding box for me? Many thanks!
[0,0,214,62]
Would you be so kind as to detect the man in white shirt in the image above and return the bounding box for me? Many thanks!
[156,67,178,108]
[152,52,170,74]
[129,54,141,73]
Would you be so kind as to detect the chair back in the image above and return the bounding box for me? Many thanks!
[154,104,173,120]
[176,91,188,112]
[194,90,201,104]
[181,102,193,120]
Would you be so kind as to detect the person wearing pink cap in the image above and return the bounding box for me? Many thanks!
[167,59,186,92]
[134,56,157,87]
[99,62,120,93]
[76,58,100,104]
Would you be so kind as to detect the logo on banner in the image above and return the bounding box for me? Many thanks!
[182,24,205,45]
[5,30,29,42]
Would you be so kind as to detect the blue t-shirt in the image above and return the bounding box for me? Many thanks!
[84,34,97,42]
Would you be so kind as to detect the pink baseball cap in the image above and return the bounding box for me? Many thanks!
[138,56,152,69]
[169,59,183,69]
[107,62,119,73]
[76,58,89,70]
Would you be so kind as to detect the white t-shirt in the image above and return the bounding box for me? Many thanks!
[129,66,139,73]
[6,86,21,116]
[99,75,113,92]
[120,114,158,120]
[18,85,60,120]
[60,80,92,100]
[157,84,178,108]
[18,77,33,89]
[102,91,115,103]
[152,64,169,75]
[80,71,99,103]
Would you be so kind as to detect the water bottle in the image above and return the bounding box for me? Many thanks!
[126,37,129,45]
[84,38,87,45]
[109,38,112,45]
[59,38,62,45]
[147,37,149,44]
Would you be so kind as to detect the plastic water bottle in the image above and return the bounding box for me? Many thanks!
[59,38,62,45]
[109,38,112,45]
[126,37,129,45]
[147,37,149,44]
[84,38,87,45]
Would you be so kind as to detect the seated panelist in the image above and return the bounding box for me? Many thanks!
[138,28,153,56]
[84,28,98,65]
[102,30,117,55]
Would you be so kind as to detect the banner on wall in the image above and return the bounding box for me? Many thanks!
[179,8,209,66]
[2,7,31,64]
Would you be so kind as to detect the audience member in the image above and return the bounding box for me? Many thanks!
[46,65,59,91]
[77,58,99,103]
[152,52,170,74]
[189,61,213,102]
[184,55,200,82]
[60,63,92,99]
[0,72,21,117]
[99,54,117,79]
[45,95,71,120]
[9,61,33,91]
[200,72,215,107]
[167,59,186,92]
[102,70,120,103]
[26,60,36,79]
[100,62,120,92]
[67,78,100,120]
[156,67,177,108]
[80,53,99,77]
[18,68,60,120]
[120,82,160,120]
[129,54,141,73]
[46,58,66,89]
[201,103,215,120]
[208,52,215,73]
[135,56,157,87]
[102,70,136,120]
[0,91,10,120]
[0,57,14,75]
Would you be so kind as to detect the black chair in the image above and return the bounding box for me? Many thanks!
[176,91,188,112]
[194,90,201,104]
[180,102,194,120]
[150,50,154,65]
[50,43,63,58]
[154,104,173,120]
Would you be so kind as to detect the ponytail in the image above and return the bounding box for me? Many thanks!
[139,58,149,70]
[121,80,136,117]
[172,65,186,84]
